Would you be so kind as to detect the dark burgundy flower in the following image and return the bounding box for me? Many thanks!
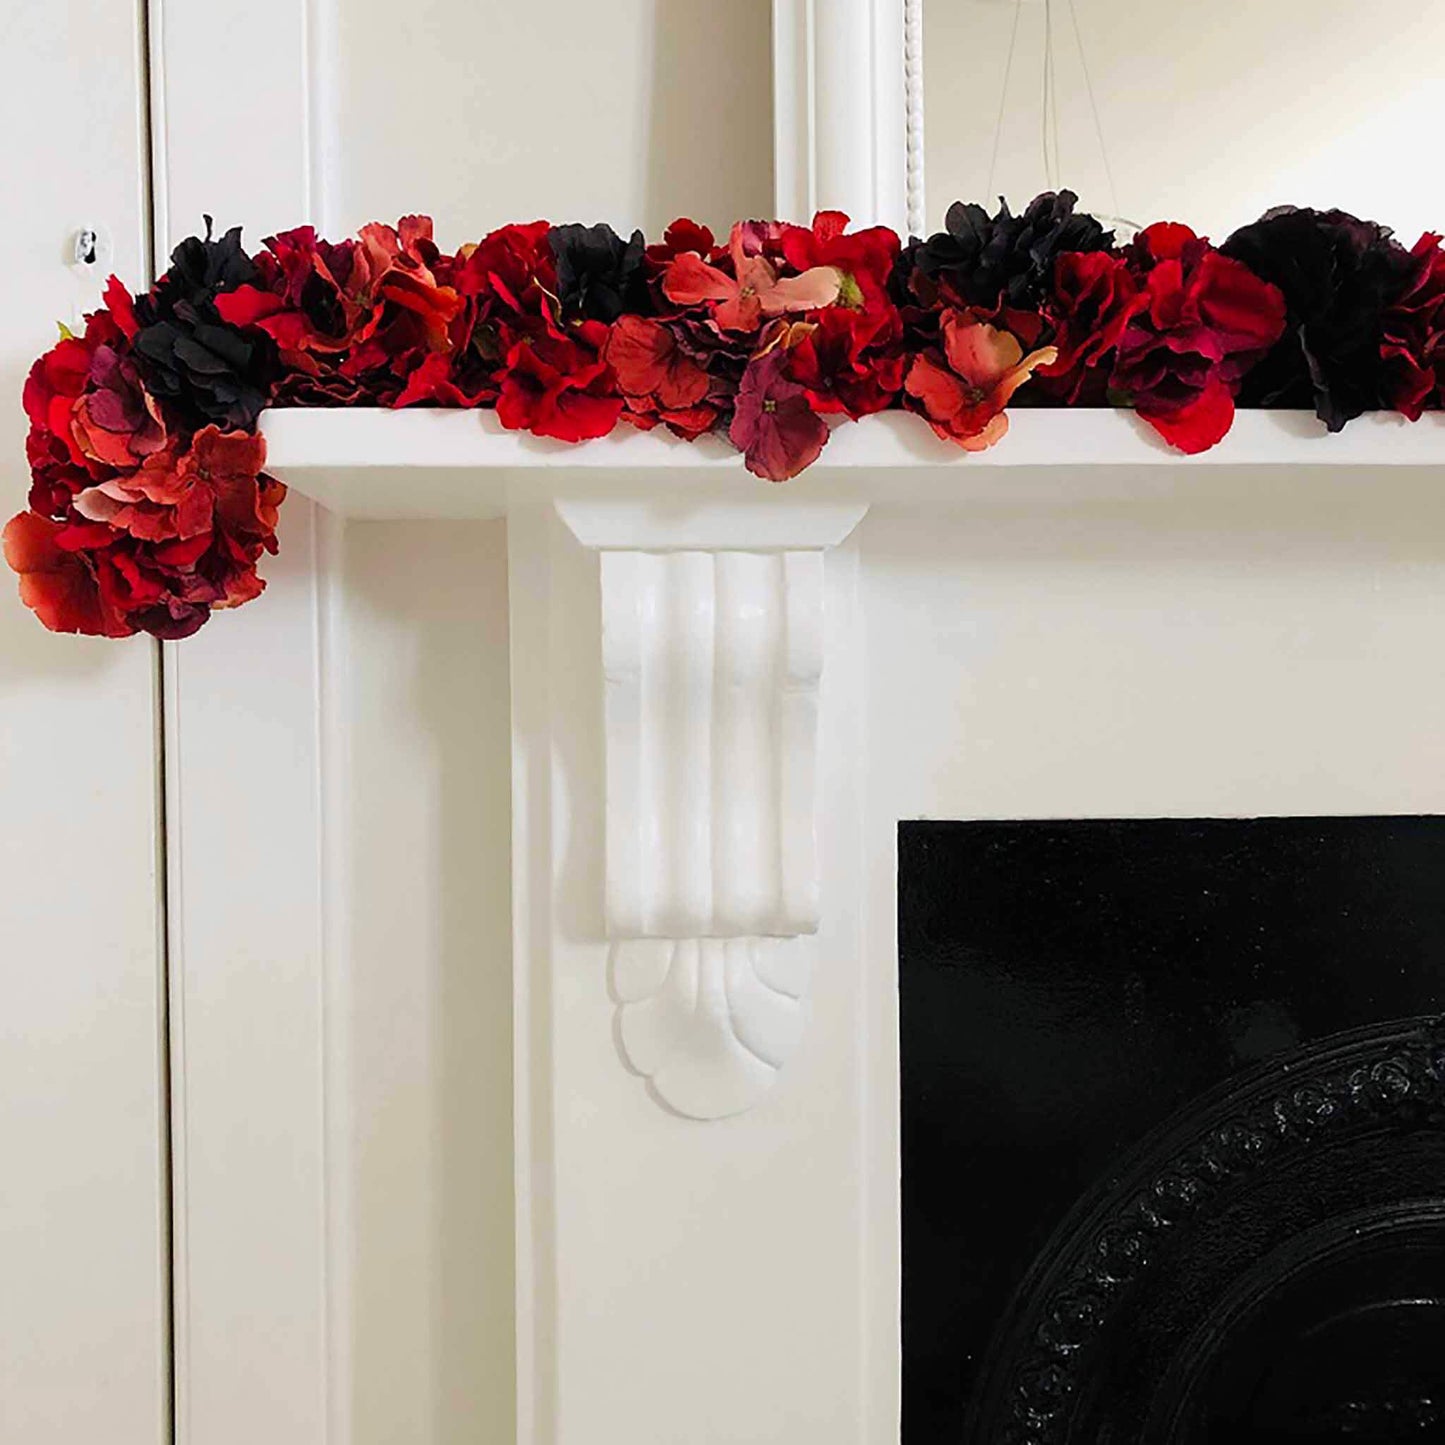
[728,349,830,480]
[1034,250,1144,404]
[1382,232,1445,420]
[131,217,278,429]
[911,190,1116,311]
[1110,223,1286,453]
[1221,206,1423,431]
[549,222,650,322]
[72,345,168,469]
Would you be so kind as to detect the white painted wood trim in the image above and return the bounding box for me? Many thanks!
[553,504,866,1118]
[150,7,340,1441]
[509,505,876,1439]
[772,0,909,232]
[904,0,925,234]
[258,408,1445,522]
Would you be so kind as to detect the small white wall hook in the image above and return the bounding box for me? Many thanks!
[69,224,113,271]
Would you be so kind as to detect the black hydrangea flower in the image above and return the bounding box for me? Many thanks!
[548,222,649,322]
[910,190,1115,310]
[1221,206,1424,431]
[131,217,277,430]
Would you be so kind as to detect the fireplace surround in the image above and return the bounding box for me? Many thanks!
[215,408,1445,1443]
[140,6,1445,1439]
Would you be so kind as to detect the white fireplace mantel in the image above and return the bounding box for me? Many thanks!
[263,407,1445,520]
[256,404,1445,1124]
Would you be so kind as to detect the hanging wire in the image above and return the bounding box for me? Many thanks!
[990,0,1136,231]
[1064,0,1137,231]
[1049,1,1064,186]
[1041,0,1060,190]
[986,0,1026,206]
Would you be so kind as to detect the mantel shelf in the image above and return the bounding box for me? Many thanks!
[259,407,1445,520]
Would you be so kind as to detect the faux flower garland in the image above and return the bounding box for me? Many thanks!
[9,193,1445,639]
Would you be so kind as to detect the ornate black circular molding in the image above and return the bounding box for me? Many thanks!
[965,1017,1445,1444]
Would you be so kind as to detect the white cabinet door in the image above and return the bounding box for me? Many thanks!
[0,3,168,1443]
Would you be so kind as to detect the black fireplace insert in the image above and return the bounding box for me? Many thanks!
[899,816,1445,1443]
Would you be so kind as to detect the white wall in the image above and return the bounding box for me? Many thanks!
[924,0,1445,242]
[0,3,168,1442]
[336,521,516,1444]
[323,0,773,241]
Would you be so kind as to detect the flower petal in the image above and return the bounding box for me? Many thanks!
[3,511,132,636]
[662,252,737,308]
[903,352,967,424]
[1137,378,1236,453]
[761,265,843,315]
[942,315,1024,387]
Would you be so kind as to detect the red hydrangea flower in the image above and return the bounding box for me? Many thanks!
[434,219,569,410]
[216,216,467,406]
[2,511,133,637]
[6,424,284,639]
[341,218,464,383]
[778,211,898,308]
[1112,222,1286,453]
[774,211,906,417]
[72,425,255,542]
[783,305,905,418]
[662,221,842,332]
[213,225,373,401]
[1382,233,1445,420]
[25,334,98,459]
[904,309,1057,450]
[455,222,635,442]
[21,288,160,522]
[455,220,557,315]
[645,218,721,268]
[604,314,719,439]
[495,320,623,442]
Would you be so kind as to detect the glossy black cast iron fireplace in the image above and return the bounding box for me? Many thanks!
[899,817,1445,1444]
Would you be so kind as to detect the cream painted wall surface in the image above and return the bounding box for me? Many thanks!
[0,3,168,1443]
[322,0,774,241]
[924,0,1445,242]
[336,521,516,1445]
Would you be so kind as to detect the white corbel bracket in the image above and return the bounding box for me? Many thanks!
[557,499,867,1118]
